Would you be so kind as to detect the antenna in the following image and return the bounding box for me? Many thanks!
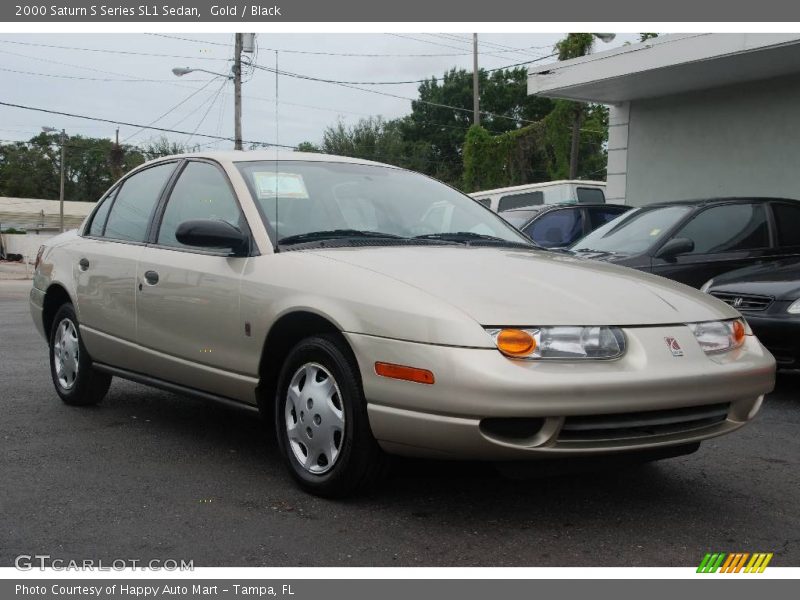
[274,49,279,251]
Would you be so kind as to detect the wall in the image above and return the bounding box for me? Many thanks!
[1,230,60,263]
[623,74,800,206]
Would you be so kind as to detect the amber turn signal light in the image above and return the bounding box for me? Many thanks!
[733,319,746,345]
[375,362,435,385]
[495,328,537,357]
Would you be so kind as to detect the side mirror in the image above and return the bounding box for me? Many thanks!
[174,219,248,255]
[655,237,694,259]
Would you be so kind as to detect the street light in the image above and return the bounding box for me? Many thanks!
[593,33,616,43]
[171,66,233,79]
[42,126,66,233]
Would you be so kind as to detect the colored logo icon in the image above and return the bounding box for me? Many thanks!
[697,552,773,573]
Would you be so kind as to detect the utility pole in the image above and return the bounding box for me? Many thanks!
[472,33,480,126]
[57,129,65,232]
[233,33,243,150]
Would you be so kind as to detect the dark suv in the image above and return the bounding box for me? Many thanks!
[502,203,631,249]
[570,198,800,288]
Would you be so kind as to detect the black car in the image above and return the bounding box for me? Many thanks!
[502,203,631,248]
[570,197,800,288]
[704,258,800,369]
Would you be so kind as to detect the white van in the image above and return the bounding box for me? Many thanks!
[470,180,607,212]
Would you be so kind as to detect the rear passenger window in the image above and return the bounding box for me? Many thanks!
[87,190,116,237]
[674,203,769,254]
[772,202,800,247]
[104,163,176,243]
[498,191,544,212]
[525,209,583,248]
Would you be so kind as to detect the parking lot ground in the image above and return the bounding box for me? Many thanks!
[1,279,799,567]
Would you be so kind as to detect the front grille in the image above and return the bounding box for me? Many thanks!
[710,291,773,312]
[558,403,730,444]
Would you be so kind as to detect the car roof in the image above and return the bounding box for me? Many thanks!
[140,150,397,170]
[646,197,800,208]
[503,202,629,213]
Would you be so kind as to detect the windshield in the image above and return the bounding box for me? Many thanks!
[236,160,532,247]
[502,209,542,227]
[570,205,692,255]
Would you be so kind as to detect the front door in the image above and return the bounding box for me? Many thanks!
[651,202,772,288]
[134,160,254,401]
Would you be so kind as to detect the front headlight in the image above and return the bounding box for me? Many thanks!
[699,278,714,293]
[788,299,800,315]
[485,326,625,360]
[687,319,746,354]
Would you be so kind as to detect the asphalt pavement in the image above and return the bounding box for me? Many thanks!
[2,280,798,567]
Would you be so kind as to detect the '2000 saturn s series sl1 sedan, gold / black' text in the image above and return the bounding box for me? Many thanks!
[30,151,776,496]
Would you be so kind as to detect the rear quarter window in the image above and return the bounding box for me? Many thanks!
[772,202,800,247]
[498,191,544,212]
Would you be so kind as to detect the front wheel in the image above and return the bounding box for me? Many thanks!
[274,334,385,497]
[49,303,111,406]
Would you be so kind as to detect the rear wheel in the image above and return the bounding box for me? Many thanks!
[275,334,385,497]
[48,303,111,406]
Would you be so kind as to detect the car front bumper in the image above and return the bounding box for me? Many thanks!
[345,326,776,460]
[29,285,46,340]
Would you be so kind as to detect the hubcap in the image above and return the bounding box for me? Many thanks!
[53,318,80,390]
[284,362,345,475]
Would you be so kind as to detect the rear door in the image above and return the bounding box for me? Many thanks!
[134,159,254,398]
[650,202,772,288]
[74,161,178,359]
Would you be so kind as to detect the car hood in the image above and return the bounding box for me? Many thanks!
[309,246,736,326]
[709,257,800,300]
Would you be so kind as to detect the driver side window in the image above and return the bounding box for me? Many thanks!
[672,203,769,254]
[157,161,243,249]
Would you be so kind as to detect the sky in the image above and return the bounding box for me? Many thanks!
[0,32,641,151]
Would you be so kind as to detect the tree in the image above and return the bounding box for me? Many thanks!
[554,34,597,179]
[0,133,148,202]
[399,67,554,186]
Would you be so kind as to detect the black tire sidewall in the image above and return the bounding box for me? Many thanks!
[274,335,378,495]
[48,303,105,405]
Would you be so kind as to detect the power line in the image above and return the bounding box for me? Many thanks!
[147,32,548,58]
[250,60,559,126]
[0,99,294,148]
[429,33,553,59]
[0,38,233,62]
[0,66,187,83]
[122,77,223,143]
[184,79,229,144]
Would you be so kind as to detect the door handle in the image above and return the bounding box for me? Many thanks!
[78,258,90,271]
[143,270,159,285]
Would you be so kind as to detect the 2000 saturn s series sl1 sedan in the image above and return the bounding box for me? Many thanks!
[30,151,776,496]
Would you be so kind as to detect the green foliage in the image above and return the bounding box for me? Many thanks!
[640,33,659,41]
[296,141,320,153]
[555,33,596,60]
[462,102,608,192]
[462,123,548,192]
[398,67,554,186]
[0,134,199,202]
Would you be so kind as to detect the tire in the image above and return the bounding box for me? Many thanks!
[274,334,385,497]
[48,303,112,406]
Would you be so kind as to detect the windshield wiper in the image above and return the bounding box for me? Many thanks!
[278,229,407,246]
[413,231,534,247]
